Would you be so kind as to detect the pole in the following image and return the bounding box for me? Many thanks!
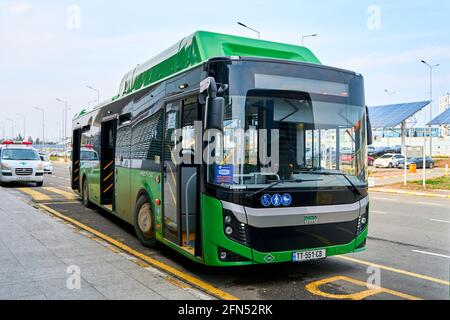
[422,137,426,188]
[429,67,433,157]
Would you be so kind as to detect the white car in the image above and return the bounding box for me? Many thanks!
[39,154,53,174]
[0,141,45,186]
[373,153,404,168]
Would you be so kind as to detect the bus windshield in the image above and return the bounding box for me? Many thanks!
[208,60,368,190]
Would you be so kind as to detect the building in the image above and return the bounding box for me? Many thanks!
[439,94,450,114]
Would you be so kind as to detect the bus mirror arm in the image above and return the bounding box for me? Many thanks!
[366,106,373,146]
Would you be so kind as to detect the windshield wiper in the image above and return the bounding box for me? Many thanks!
[245,178,323,201]
[303,171,362,196]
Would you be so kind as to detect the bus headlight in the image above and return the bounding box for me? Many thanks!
[223,209,250,246]
[357,207,369,235]
[37,163,44,171]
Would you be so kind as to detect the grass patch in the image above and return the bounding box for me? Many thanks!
[408,176,450,190]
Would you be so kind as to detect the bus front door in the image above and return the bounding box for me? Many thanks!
[162,97,201,256]
[163,101,181,245]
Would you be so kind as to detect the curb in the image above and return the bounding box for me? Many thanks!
[370,188,450,199]
[37,203,238,300]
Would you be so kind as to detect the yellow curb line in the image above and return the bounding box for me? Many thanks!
[370,188,450,199]
[37,203,239,301]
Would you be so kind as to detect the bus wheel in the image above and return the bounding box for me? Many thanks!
[82,178,92,208]
[134,196,157,247]
[36,181,44,187]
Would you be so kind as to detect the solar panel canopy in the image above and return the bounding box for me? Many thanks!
[368,101,430,129]
[428,108,450,126]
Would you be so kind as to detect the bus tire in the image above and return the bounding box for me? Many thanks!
[36,181,44,187]
[134,195,157,247]
[82,178,93,208]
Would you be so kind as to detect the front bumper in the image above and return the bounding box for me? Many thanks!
[1,173,44,183]
[201,194,368,266]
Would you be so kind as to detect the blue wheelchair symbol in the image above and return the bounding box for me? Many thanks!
[271,194,282,207]
[261,194,272,207]
[281,194,292,206]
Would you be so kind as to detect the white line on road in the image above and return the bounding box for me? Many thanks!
[430,219,450,224]
[371,210,388,215]
[417,202,444,207]
[371,197,397,202]
[412,250,450,259]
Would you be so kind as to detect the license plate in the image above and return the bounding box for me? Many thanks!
[292,249,326,262]
[16,176,32,181]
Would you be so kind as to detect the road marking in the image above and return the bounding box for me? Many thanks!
[337,255,450,286]
[430,219,450,224]
[305,276,421,300]
[19,188,52,201]
[371,197,397,202]
[37,203,238,300]
[412,250,450,259]
[371,210,388,215]
[417,202,444,207]
[43,187,78,199]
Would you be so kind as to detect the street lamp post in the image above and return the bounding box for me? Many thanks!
[237,22,260,39]
[16,113,26,140]
[384,89,396,104]
[6,118,14,140]
[87,85,100,105]
[56,98,68,144]
[301,34,318,46]
[0,122,5,141]
[421,60,440,157]
[35,108,45,149]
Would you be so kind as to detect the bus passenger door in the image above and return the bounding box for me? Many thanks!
[100,118,117,210]
[162,101,181,245]
[162,98,201,256]
[71,128,81,191]
[115,113,132,220]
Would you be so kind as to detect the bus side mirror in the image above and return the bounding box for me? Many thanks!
[366,106,373,146]
[201,77,224,131]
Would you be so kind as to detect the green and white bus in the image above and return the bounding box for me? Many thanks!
[71,31,372,266]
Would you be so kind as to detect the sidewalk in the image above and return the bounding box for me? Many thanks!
[370,168,446,186]
[370,187,450,199]
[0,187,212,300]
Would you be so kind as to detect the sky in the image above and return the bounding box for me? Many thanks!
[0,0,449,141]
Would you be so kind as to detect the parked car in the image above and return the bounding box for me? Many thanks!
[39,154,53,174]
[385,145,402,154]
[397,157,434,169]
[370,147,389,158]
[373,153,404,168]
[340,153,375,166]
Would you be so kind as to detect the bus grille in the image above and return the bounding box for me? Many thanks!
[15,168,33,176]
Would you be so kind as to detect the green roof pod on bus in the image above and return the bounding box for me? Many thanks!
[115,31,321,100]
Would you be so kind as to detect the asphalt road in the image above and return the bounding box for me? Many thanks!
[4,162,450,300]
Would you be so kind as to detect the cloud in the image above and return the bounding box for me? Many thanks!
[0,1,32,14]
[10,2,32,13]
